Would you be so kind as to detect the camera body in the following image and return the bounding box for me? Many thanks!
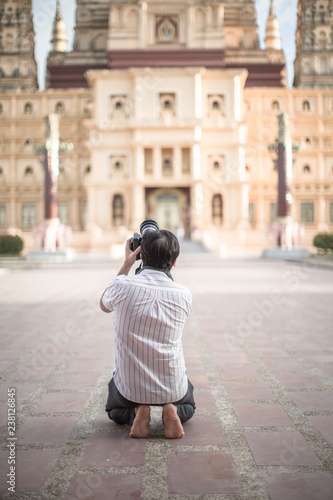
[130,219,159,260]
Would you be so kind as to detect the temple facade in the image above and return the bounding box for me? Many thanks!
[0,0,332,253]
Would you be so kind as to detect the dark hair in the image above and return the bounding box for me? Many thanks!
[141,230,180,271]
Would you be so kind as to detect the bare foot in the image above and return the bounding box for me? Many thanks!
[130,405,150,438]
[163,404,184,439]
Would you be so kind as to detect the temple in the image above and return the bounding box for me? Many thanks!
[0,0,332,253]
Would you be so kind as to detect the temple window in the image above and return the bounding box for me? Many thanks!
[24,166,33,176]
[55,101,64,114]
[300,201,314,223]
[162,149,173,176]
[110,96,128,118]
[58,202,68,224]
[249,202,255,225]
[212,194,223,224]
[272,100,280,111]
[22,204,36,228]
[162,158,172,176]
[270,202,277,222]
[160,94,175,117]
[112,194,124,226]
[0,205,6,226]
[24,102,33,114]
[208,95,225,118]
[302,100,311,112]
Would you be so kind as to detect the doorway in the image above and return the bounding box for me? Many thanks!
[145,187,191,238]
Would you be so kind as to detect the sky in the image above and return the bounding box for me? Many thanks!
[32,0,299,90]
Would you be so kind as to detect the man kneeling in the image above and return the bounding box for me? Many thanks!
[100,229,195,438]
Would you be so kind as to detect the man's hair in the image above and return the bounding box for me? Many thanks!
[141,230,180,271]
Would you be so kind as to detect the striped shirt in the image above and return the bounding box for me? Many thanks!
[102,268,192,404]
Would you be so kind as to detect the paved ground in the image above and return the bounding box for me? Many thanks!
[0,251,333,499]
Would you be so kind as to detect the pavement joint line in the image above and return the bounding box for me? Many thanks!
[190,316,270,499]
[237,329,333,476]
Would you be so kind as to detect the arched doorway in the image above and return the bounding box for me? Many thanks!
[145,187,191,238]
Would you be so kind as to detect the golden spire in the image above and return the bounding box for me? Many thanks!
[51,0,67,52]
[265,0,282,51]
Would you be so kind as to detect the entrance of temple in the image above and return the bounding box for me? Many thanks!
[145,187,191,238]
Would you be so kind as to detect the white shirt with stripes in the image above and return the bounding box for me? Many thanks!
[102,268,192,404]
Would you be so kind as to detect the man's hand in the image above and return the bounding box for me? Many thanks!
[117,238,141,276]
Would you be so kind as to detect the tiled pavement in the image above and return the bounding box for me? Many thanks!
[0,252,333,499]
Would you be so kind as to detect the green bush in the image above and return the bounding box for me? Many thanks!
[0,235,24,255]
[313,233,333,253]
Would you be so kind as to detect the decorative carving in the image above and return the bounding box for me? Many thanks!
[156,16,178,44]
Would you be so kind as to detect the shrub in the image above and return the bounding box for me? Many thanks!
[0,235,24,255]
[313,233,333,253]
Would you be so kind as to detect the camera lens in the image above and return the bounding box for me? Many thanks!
[140,219,159,235]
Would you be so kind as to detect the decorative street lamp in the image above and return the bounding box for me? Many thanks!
[266,112,306,252]
[32,114,73,254]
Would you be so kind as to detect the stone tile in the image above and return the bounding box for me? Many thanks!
[287,340,325,352]
[0,449,61,493]
[92,408,118,430]
[318,365,333,378]
[245,431,321,466]
[0,383,38,401]
[0,359,14,372]
[80,432,146,467]
[206,335,243,353]
[251,347,290,357]
[213,353,250,364]
[224,381,275,400]
[77,347,110,360]
[261,358,304,372]
[233,403,294,427]
[62,358,107,372]
[52,372,101,390]
[194,390,217,412]
[262,472,333,500]
[218,365,261,380]
[34,391,91,413]
[10,364,55,381]
[273,372,323,389]
[308,416,333,444]
[167,451,240,495]
[289,391,333,412]
[302,352,333,364]
[170,416,227,446]
[0,347,24,360]
[17,416,78,445]
[185,359,206,374]
[65,474,142,500]
[186,372,210,389]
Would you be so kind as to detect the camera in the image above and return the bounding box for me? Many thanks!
[130,219,160,260]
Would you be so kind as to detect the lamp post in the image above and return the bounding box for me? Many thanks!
[44,114,60,221]
[33,114,73,253]
[266,112,305,251]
